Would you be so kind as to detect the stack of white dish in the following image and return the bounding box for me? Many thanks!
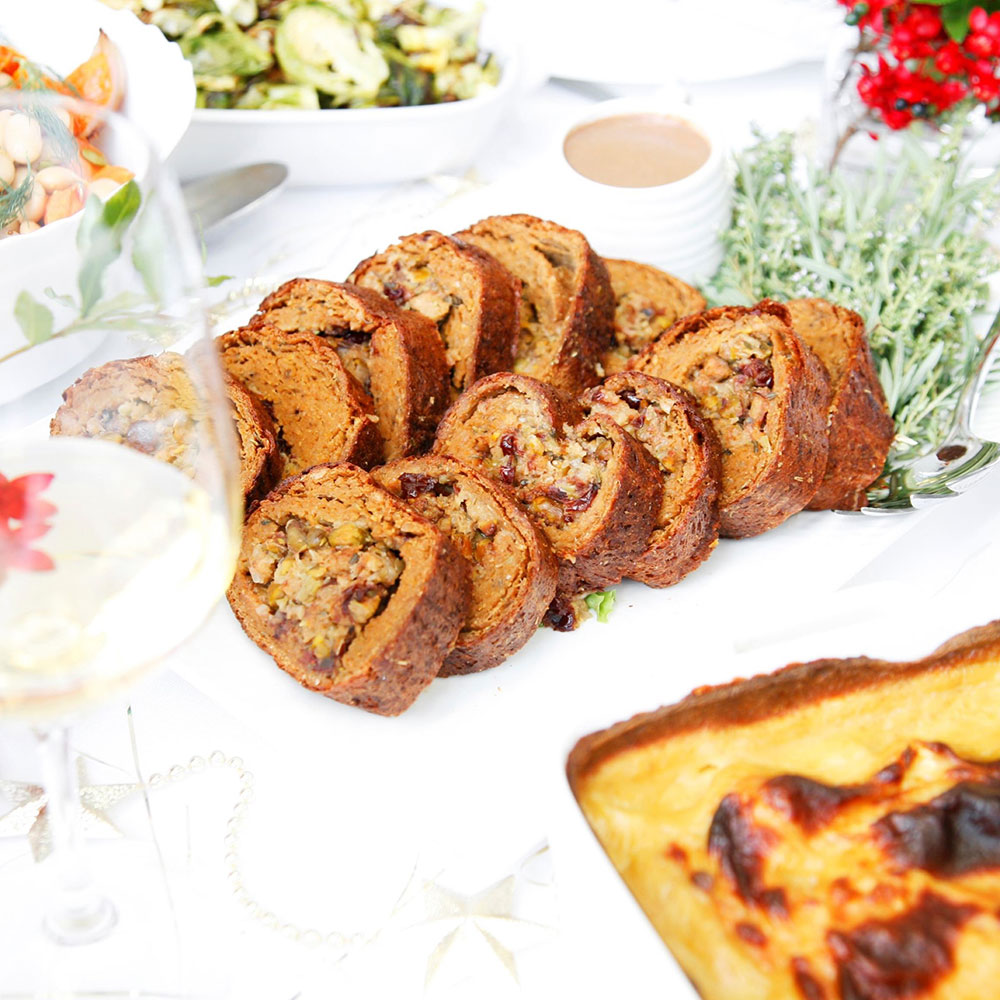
[546,97,732,285]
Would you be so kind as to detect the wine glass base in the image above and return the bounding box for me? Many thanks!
[44,894,117,946]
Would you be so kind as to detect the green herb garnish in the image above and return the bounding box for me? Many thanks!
[584,589,616,624]
[706,130,1000,477]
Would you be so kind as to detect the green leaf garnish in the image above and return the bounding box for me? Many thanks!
[584,589,616,624]
[14,292,54,346]
[206,273,233,287]
[77,180,142,316]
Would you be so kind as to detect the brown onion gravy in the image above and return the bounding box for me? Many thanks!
[563,113,710,188]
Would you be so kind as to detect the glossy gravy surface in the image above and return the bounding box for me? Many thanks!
[563,113,711,188]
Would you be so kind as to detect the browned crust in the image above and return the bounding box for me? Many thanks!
[602,258,707,374]
[581,372,722,588]
[787,299,895,511]
[227,463,469,716]
[372,455,558,674]
[433,371,660,596]
[224,373,282,505]
[567,620,1000,796]
[349,230,519,394]
[455,214,615,394]
[630,301,831,538]
[217,323,383,475]
[251,278,450,460]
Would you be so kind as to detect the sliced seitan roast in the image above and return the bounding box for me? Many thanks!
[50,351,280,503]
[630,301,831,538]
[218,323,382,477]
[785,297,894,511]
[454,214,614,394]
[603,258,707,375]
[349,230,519,396]
[433,372,660,604]
[374,455,558,674]
[251,278,449,460]
[581,372,721,588]
[228,463,469,716]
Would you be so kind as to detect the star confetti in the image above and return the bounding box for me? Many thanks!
[0,757,141,862]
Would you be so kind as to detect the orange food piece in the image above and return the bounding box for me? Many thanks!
[44,186,84,226]
[90,164,133,184]
[65,31,125,136]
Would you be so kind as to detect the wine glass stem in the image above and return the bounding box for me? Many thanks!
[36,725,117,945]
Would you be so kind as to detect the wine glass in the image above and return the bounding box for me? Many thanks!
[0,90,241,986]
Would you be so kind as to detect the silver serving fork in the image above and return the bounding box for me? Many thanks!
[857,305,1000,514]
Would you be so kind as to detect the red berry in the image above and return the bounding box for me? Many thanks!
[971,6,989,32]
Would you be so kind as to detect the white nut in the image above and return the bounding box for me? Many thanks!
[88,177,122,200]
[0,152,13,188]
[36,165,81,193]
[22,181,47,223]
[4,113,43,165]
[19,220,39,235]
[0,109,12,148]
[0,221,19,239]
[54,108,72,131]
[13,164,27,187]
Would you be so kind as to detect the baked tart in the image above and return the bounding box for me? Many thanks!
[229,463,469,716]
[251,278,450,459]
[603,258,706,375]
[349,230,519,396]
[581,371,721,588]
[218,323,382,477]
[568,620,1000,1000]
[454,214,614,394]
[630,302,831,538]
[785,298,894,511]
[373,455,558,675]
[433,372,660,600]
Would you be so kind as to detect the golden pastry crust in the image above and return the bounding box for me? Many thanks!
[228,463,469,716]
[217,323,382,477]
[251,278,450,460]
[568,620,1000,1000]
[603,258,707,375]
[433,372,661,598]
[454,214,614,394]
[581,372,721,588]
[373,454,558,674]
[349,230,519,396]
[785,298,895,511]
[629,301,831,538]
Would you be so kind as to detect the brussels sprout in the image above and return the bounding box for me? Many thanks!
[150,8,197,36]
[275,2,388,103]
[236,82,320,108]
[179,14,274,78]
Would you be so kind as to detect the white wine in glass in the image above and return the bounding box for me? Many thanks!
[0,89,241,966]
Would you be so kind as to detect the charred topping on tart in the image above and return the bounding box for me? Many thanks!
[247,515,404,672]
[791,957,827,1000]
[874,781,1000,878]
[763,775,874,835]
[735,922,768,948]
[827,892,977,1000]
[707,793,788,918]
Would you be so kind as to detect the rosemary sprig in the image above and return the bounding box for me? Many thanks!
[706,130,1000,473]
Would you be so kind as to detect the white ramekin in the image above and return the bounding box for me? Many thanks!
[544,97,732,285]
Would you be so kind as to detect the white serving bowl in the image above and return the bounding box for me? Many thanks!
[0,0,194,161]
[169,25,519,186]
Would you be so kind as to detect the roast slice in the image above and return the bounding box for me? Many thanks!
[603,258,706,375]
[349,230,519,396]
[785,297,894,510]
[374,455,558,674]
[218,323,382,477]
[228,463,469,716]
[581,371,721,587]
[433,372,660,602]
[454,214,614,394]
[630,301,831,537]
[252,278,450,459]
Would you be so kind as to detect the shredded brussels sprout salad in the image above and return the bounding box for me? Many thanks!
[104,0,500,110]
